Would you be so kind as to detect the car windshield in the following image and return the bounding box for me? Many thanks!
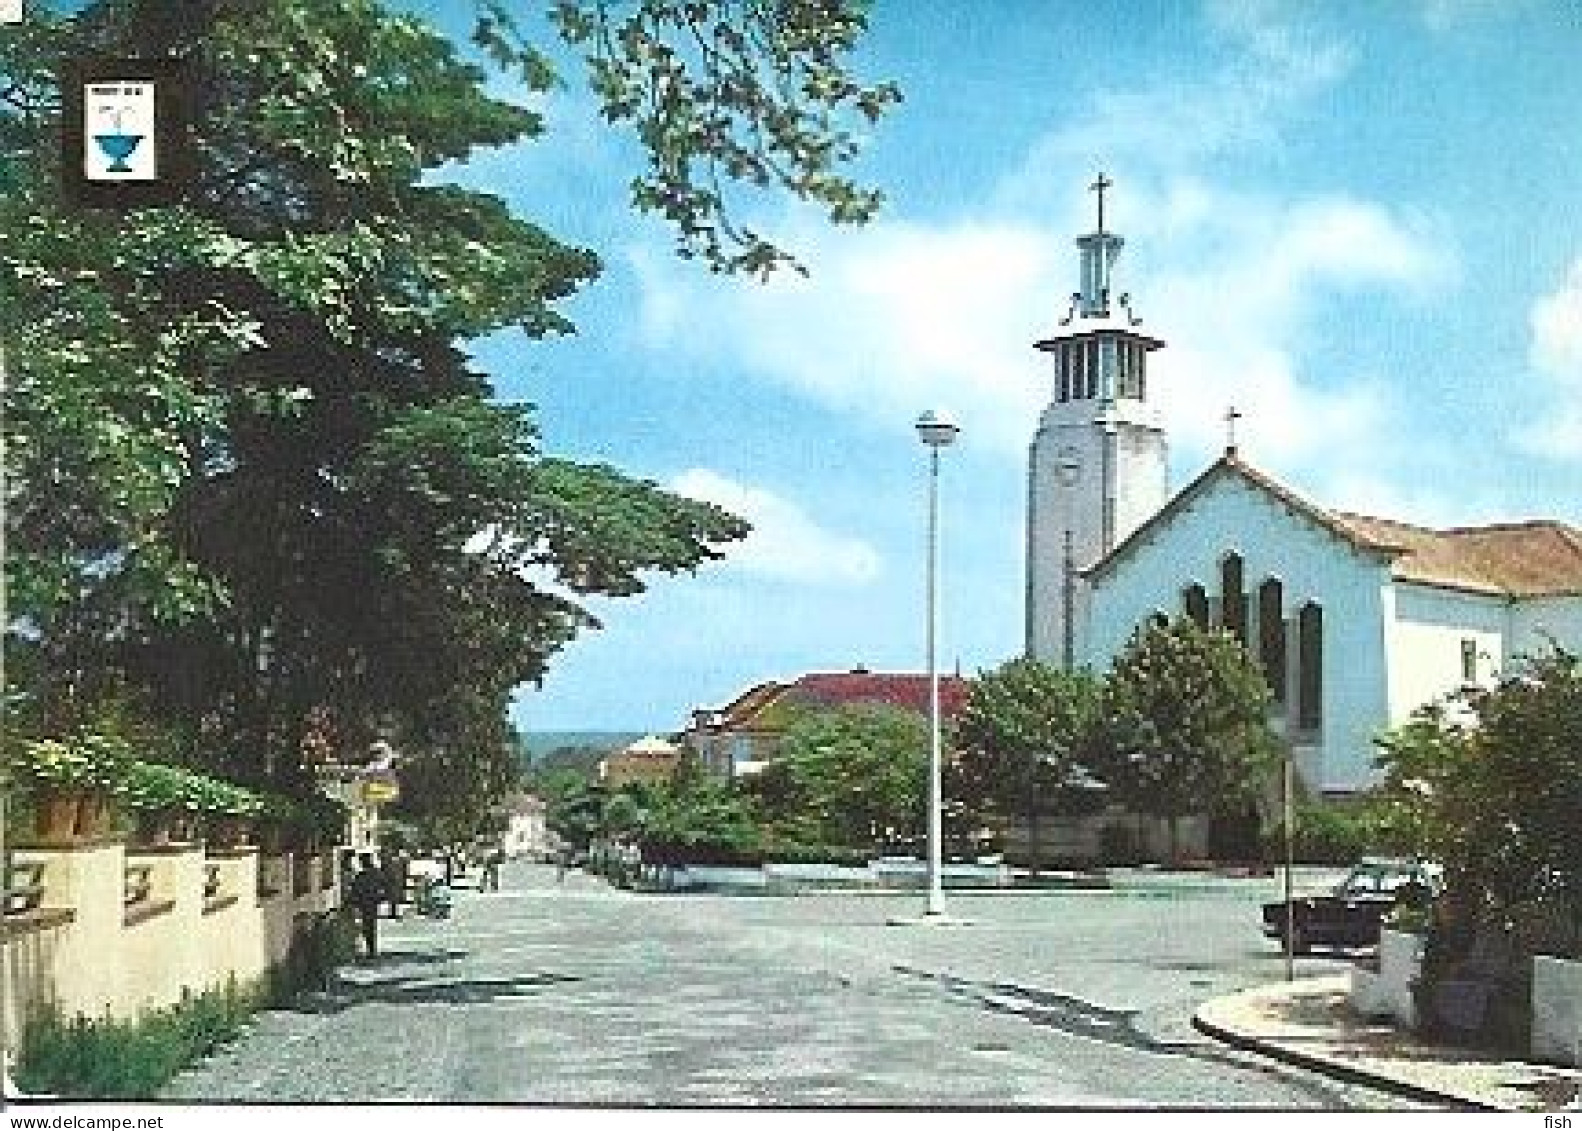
[1336,865,1421,896]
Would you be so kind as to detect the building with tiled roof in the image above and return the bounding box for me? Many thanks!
[597,735,683,788]
[1077,452,1582,794]
[1028,180,1582,798]
[680,669,970,778]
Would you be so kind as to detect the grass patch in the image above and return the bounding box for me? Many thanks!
[16,911,355,1098]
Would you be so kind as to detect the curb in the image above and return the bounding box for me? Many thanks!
[1191,992,1506,1112]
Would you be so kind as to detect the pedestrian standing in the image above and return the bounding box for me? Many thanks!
[382,849,410,918]
[481,846,504,892]
[348,853,385,958]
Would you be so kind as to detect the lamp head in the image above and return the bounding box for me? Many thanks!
[914,409,961,449]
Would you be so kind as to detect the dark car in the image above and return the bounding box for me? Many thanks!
[1262,857,1441,954]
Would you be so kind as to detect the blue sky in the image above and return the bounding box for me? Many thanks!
[413,0,1582,733]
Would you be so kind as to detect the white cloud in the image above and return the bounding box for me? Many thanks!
[1516,257,1582,460]
[1416,0,1535,32]
[631,185,1449,474]
[629,1,1455,517]
[670,469,882,587]
[631,220,1061,452]
[995,0,1350,201]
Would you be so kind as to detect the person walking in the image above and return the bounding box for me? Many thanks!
[481,845,504,892]
[348,853,385,958]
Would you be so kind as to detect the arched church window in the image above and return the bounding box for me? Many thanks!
[1297,602,1323,731]
[1057,346,1072,403]
[1258,579,1286,704]
[1182,583,1209,629]
[1220,553,1247,645]
[1071,343,1086,400]
[1084,341,1100,399]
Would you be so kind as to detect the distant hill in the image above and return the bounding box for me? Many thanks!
[518,731,647,768]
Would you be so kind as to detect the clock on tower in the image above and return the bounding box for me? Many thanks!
[1025,175,1168,666]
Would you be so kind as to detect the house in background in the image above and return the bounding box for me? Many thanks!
[597,735,683,788]
[680,667,970,778]
[500,792,555,860]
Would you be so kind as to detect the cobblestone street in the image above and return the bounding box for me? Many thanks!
[163,860,1430,1108]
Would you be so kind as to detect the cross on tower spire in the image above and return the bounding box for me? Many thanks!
[1090,172,1113,236]
[1225,405,1243,455]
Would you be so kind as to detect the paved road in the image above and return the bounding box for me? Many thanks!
[165,860,1438,1109]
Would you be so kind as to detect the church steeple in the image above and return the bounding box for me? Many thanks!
[1026,174,1170,665]
[1076,172,1123,318]
[1035,173,1162,407]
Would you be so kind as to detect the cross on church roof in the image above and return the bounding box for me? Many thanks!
[1225,405,1243,455]
[1090,172,1113,236]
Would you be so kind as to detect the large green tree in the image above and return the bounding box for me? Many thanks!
[953,657,1102,872]
[1,0,897,822]
[1375,647,1582,931]
[748,704,928,852]
[1090,617,1280,862]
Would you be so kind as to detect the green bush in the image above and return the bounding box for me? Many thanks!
[16,915,355,1098]
[268,911,356,1000]
[16,979,258,1098]
[761,842,870,867]
[1261,801,1388,865]
[1099,822,1144,866]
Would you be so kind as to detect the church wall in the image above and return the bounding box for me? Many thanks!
[1386,583,1509,724]
[1509,595,1582,660]
[1084,472,1393,793]
[1026,412,1166,662]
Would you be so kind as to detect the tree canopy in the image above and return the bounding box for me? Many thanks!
[1375,647,1582,925]
[952,657,1102,866]
[2,0,898,825]
[748,704,928,852]
[1089,617,1280,860]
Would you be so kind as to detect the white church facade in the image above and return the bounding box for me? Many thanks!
[1027,178,1582,797]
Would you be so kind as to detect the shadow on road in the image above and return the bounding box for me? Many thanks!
[891,964,1351,1109]
[351,947,472,966]
[289,969,583,1015]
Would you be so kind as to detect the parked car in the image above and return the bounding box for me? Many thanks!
[1262,857,1442,954]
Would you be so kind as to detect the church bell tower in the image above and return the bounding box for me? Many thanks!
[1026,174,1168,666]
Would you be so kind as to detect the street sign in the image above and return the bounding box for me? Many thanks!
[361,780,400,805]
[61,57,192,208]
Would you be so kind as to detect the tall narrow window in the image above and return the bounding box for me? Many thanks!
[1460,639,1478,683]
[1258,579,1286,703]
[1220,553,1247,645]
[1085,341,1100,399]
[1183,583,1210,629]
[1072,344,1086,400]
[1297,602,1323,731]
[1057,347,1071,402]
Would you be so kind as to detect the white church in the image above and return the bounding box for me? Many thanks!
[1026,177,1582,798]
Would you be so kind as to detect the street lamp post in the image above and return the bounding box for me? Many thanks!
[915,409,959,919]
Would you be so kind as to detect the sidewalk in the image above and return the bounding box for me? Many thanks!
[1195,975,1582,1112]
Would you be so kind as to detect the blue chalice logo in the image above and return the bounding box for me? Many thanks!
[94,131,143,173]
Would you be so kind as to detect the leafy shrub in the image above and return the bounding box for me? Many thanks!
[16,980,258,1098]
[1099,822,1143,866]
[1261,800,1388,865]
[2,733,131,793]
[761,842,870,867]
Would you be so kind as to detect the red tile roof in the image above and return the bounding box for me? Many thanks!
[785,671,970,719]
[1088,453,1582,598]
